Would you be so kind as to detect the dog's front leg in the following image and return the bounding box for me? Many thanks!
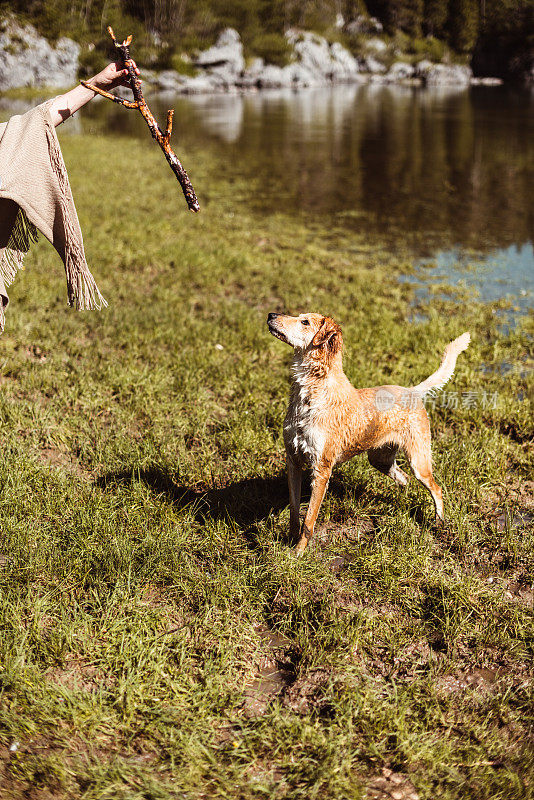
[287,456,302,543]
[295,464,332,555]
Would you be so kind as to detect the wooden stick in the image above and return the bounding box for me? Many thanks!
[82,27,200,213]
[81,84,139,109]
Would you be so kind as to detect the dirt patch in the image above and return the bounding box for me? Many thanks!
[242,625,296,718]
[37,448,91,480]
[243,665,293,717]
[480,477,534,524]
[365,768,419,800]
[282,667,339,716]
[487,573,534,609]
[0,727,143,800]
[313,516,375,547]
[501,577,534,608]
[351,639,434,685]
[498,422,532,445]
[45,656,113,693]
[306,517,375,572]
[435,667,502,697]
[435,666,531,698]
[0,553,14,570]
[495,509,533,533]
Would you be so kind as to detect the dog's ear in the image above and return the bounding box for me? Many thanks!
[311,317,342,349]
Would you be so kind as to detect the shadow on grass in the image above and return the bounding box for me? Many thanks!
[97,468,295,542]
[96,467,365,546]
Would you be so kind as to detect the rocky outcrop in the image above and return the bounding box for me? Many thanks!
[286,30,359,82]
[470,76,503,86]
[0,18,79,91]
[240,59,292,89]
[386,62,414,81]
[156,33,489,93]
[364,37,388,54]
[0,17,505,97]
[184,28,364,91]
[242,30,362,88]
[420,63,472,87]
[329,41,363,81]
[194,28,245,88]
[360,55,387,75]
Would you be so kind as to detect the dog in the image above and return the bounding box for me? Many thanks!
[267,312,470,554]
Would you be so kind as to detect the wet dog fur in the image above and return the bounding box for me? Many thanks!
[267,312,470,554]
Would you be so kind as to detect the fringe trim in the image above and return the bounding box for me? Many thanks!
[0,206,39,287]
[45,123,107,311]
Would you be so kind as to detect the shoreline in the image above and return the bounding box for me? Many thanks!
[0,73,507,107]
[0,21,509,99]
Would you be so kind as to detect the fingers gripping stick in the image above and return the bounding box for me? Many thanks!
[82,27,199,213]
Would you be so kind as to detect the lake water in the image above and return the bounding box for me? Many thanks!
[3,83,534,313]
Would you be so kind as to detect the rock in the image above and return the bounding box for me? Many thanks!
[365,37,388,53]
[239,57,264,87]
[386,61,415,81]
[360,55,387,74]
[286,30,333,79]
[111,84,134,100]
[285,30,361,84]
[195,27,244,78]
[282,62,322,87]
[423,63,472,87]
[0,17,80,90]
[329,42,361,82]
[256,64,290,89]
[156,69,221,94]
[414,59,434,76]
[155,69,185,91]
[179,74,222,94]
[345,15,383,35]
[242,57,264,79]
[240,58,292,89]
[471,76,503,86]
[139,68,158,85]
[367,73,389,84]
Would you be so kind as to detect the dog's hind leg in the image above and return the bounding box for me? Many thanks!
[287,456,303,543]
[404,436,444,521]
[295,464,332,555]
[368,444,410,487]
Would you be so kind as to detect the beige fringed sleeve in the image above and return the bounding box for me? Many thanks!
[0,99,106,332]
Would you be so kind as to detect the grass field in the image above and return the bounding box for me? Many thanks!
[0,130,532,800]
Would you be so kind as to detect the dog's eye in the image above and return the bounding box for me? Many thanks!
[301,319,310,326]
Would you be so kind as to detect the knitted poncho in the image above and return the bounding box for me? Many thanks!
[0,98,106,332]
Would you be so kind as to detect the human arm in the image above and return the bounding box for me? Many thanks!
[48,61,140,127]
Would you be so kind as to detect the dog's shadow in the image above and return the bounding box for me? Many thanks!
[97,468,293,533]
[96,467,362,544]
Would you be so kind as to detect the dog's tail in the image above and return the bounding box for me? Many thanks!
[411,333,471,396]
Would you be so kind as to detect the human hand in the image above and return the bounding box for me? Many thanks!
[88,60,140,91]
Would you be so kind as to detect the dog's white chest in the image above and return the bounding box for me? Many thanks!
[284,383,326,466]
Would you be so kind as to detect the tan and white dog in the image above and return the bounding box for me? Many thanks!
[267,312,470,554]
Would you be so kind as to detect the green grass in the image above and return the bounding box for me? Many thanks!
[0,132,532,799]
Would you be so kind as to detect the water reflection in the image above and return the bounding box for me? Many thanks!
[172,91,245,143]
[81,84,533,253]
[2,83,532,305]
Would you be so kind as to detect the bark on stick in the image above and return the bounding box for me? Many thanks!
[82,27,200,213]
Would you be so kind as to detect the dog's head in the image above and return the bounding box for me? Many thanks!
[267,313,342,357]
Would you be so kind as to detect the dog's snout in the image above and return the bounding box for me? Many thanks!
[267,312,278,322]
